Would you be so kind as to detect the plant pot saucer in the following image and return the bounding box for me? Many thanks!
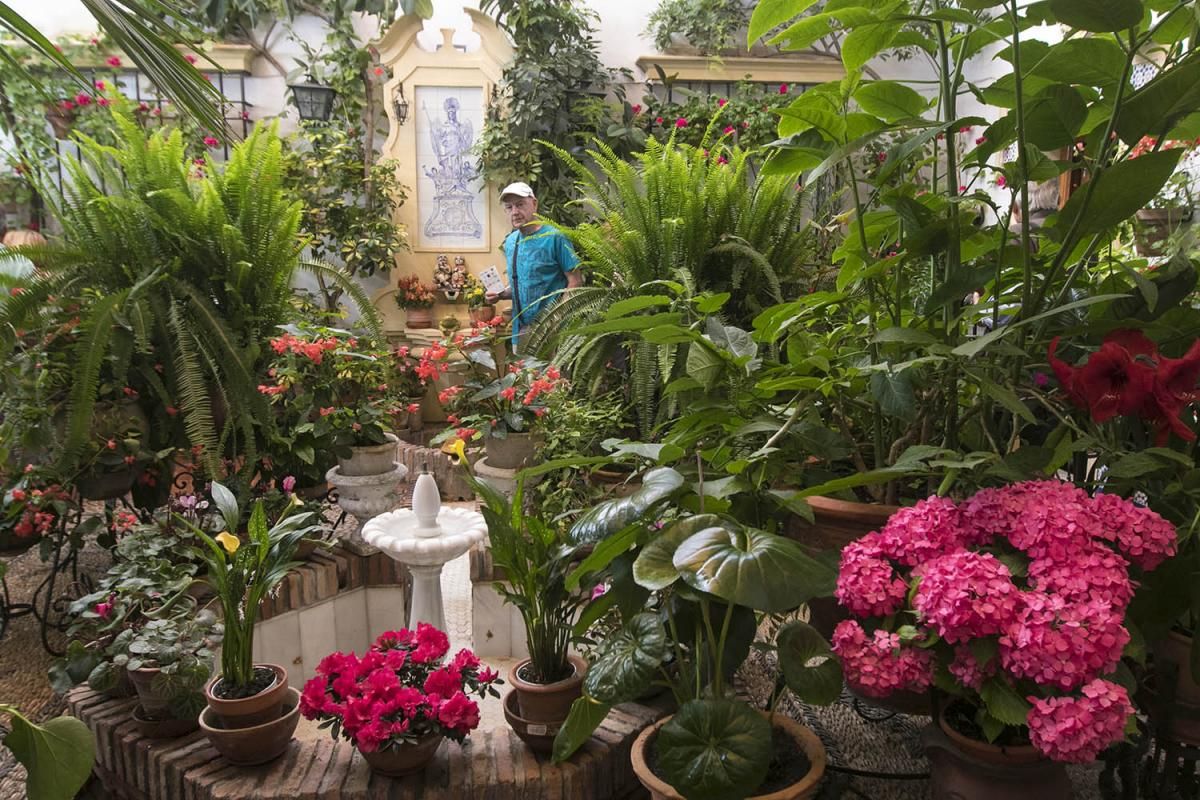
[199,687,301,766]
[502,690,557,754]
[132,704,199,739]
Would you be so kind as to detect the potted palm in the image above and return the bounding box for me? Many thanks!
[457,456,590,750]
[179,482,322,764]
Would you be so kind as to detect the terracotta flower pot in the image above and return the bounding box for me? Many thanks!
[925,708,1072,799]
[199,686,301,766]
[469,305,496,324]
[44,102,76,139]
[203,663,288,729]
[132,704,198,739]
[484,432,543,470]
[508,654,586,726]
[360,733,444,776]
[502,689,557,753]
[128,667,171,720]
[337,433,400,477]
[405,307,435,329]
[1152,630,1200,744]
[783,496,900,641]
[632,711,827,800]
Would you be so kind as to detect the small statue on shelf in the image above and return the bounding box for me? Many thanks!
[433,253,468,300]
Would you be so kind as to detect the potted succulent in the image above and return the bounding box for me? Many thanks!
[396,273,437,329]
[553,467,840,800]
[422,322,565,469]
[179,481,322,765]
[465,274,495,324]
[456,459,591,749]
[832,483,1173,797]
[300,625,500,776]
[121,611,222,730]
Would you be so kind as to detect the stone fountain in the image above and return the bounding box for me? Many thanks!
[361,466,486,632]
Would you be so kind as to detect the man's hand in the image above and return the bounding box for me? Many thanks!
[486,287,511,303]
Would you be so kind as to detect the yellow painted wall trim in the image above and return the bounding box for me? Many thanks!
[72,43,256,73]
[635,53,845,85]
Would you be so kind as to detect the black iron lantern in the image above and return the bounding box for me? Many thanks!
[288,79,337,122]
[393,84,409,126]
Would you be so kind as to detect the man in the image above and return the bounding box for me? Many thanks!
[487,182,582,351]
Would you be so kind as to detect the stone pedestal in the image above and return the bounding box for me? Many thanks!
[326,462,409,552]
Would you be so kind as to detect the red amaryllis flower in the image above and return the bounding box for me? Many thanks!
[1142,340,1200,443]
[1048,338,1085,407]
[1075,342,1154,423]
[1105,329,1158,360]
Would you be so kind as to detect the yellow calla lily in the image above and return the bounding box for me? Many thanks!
[450,437,468,466]
[215,531,240,554]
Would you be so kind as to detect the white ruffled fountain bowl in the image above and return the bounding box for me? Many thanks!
[361,468,486,632]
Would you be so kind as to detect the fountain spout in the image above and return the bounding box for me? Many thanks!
[412,462,441,537]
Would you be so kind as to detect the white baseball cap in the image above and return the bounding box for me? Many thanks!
[500,181,535,200]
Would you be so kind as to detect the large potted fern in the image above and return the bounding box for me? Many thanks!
[0,99,377,481]
[523,135,815,439]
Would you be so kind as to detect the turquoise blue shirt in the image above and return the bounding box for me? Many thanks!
[502,225,579,348]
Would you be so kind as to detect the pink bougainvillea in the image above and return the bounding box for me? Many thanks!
[300,624,500,753]
[1026,679,1133,763]
[832,480,1175,763]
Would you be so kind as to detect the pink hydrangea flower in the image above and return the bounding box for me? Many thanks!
[947,644,994,691]
[1026,679,1133,762]
[835,533,908,618]
[1000,593,1128,691]
[831,619,933,698]
[1028,544,1133,608]
[875,496,967,566]
[1089,492,1177,570]
[913,551,1023,643]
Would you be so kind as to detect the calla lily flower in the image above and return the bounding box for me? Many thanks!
[450,438,468,466]
[216,531,240,554]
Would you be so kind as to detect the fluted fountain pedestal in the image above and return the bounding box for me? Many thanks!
[361,506,486,632]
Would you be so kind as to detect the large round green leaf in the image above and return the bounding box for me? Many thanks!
[569,467,685,544]
[656,699,772,800]
[673,526,837,612]
[584,612,668,704]
[633,514,722,590]
[777,621,844,707]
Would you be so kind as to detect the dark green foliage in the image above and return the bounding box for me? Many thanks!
[0,102,373,477]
